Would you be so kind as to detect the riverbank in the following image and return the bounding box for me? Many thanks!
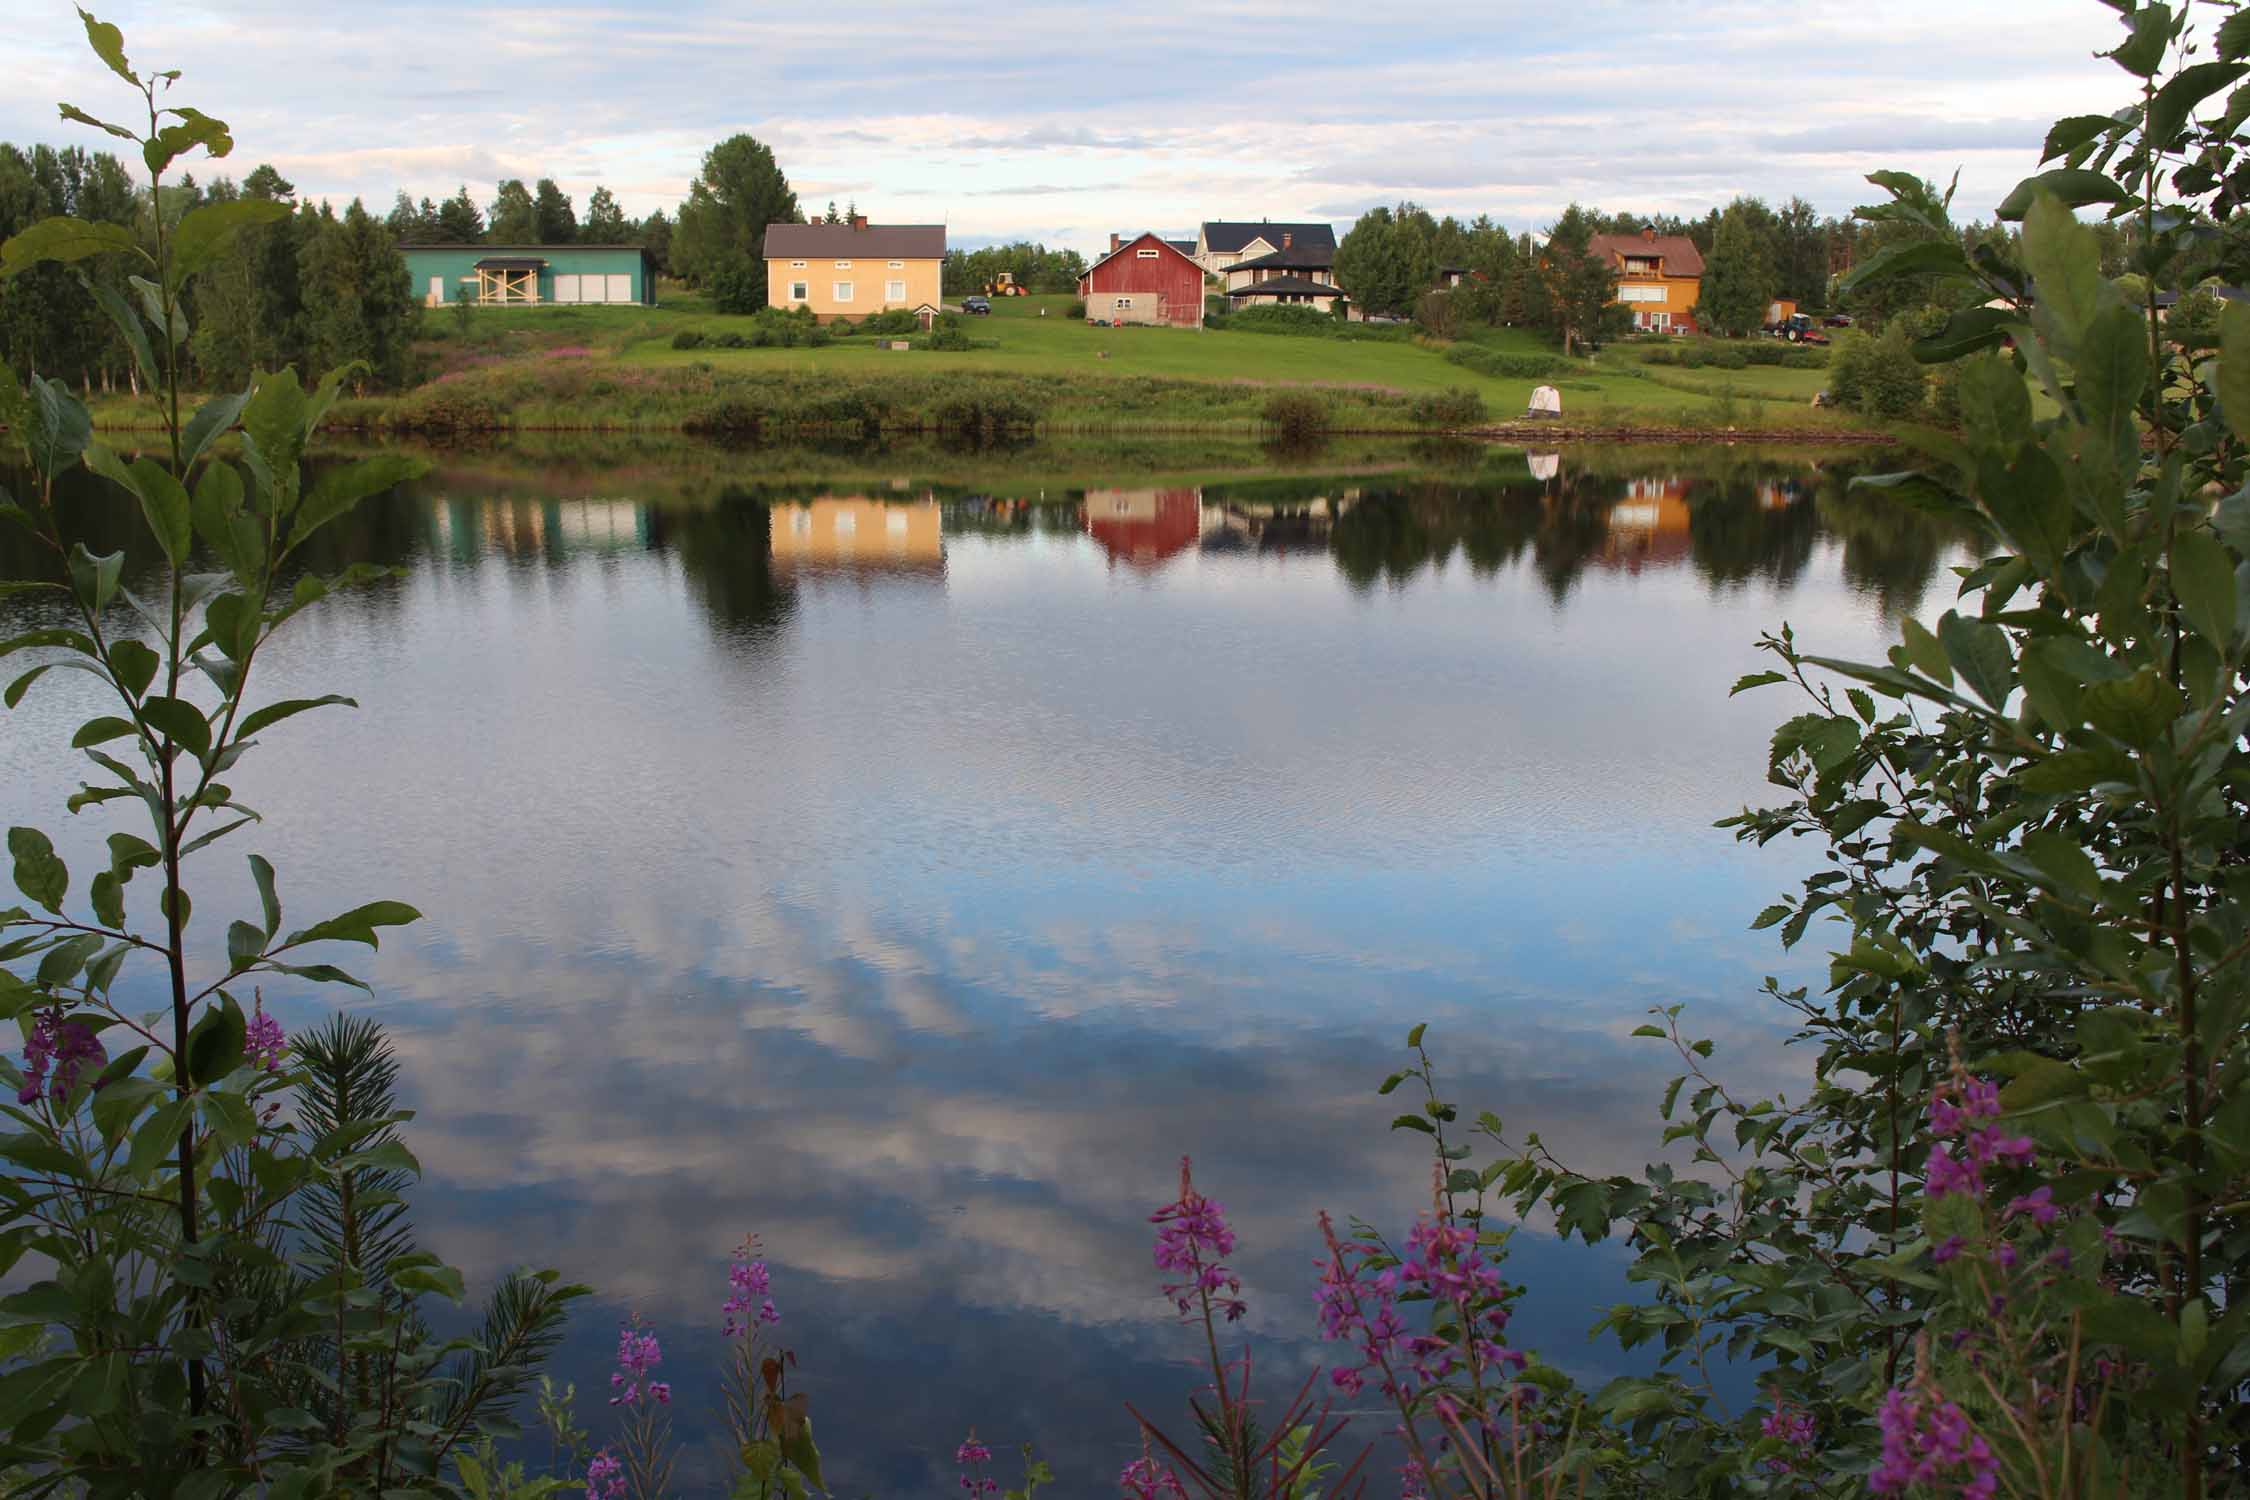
[72,293,1899,442]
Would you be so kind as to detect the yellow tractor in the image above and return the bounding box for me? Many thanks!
[982,271,1028,297]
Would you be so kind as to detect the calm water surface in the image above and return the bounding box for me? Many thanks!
[0,440,1969,1489]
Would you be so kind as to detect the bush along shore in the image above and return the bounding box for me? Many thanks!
[62,358,1897,444]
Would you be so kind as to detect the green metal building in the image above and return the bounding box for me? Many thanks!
[400,244,657,308]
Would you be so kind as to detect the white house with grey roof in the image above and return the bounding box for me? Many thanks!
[1194,220,1338,277]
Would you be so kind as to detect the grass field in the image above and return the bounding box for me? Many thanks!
[85,293,1887,438]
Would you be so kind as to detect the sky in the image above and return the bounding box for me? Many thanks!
[5,1,2139,256]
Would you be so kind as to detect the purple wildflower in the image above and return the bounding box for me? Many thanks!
[585,1451,625,1500]
[1761,1398,1817,1473]
[1870,1386,1999,1498]
[1924,1143,1980,1200]
[1151,1156,1246,1323]
[956,1430,999,1496]
[2004,1186,2058,1227]
[1932,1236,1965,1265]
[1120,1455,1187,1500]
[16,1010,106,1106]
[608,1319,663,1407]
[723,1240,780,1336]
[247,1002,287,1072]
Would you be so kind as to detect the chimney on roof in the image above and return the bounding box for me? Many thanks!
[849,213,867,230]
[1283,232,1292,249]
[1110,233,1121,253]
[1643,227,1656,240]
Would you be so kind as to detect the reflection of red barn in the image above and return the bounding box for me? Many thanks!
[1078,232,1205,327]
[1083,487,1202,569]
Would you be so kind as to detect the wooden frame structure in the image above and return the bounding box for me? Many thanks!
[472,259,543,305]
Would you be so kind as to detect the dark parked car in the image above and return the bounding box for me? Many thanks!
[963,296,991,315]
[1823,313,1853,327]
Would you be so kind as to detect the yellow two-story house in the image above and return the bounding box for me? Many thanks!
[764,217,945,321]
[1587,231,1704,334]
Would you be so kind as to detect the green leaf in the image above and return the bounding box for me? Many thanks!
[2083,667,2182,747]
[108,639,158,700]
[2172,529,2237,652]
[249,854,280,939]
[1835,237,1974,296]
[1938,611,2015,708]
[1730,670,1785,695]
[1899,616,1953,686]
[4,665,52,710]
[144,107,233,179]
[2220,300,2250,442]
[185,996,246,1086]
[2042,113,2123,161]
[127,1097,194,1181]
[1914,306,2020,362]
[76,7,138,84]
[286,455,425,551]
[69,716,136,749]
[2146,61,2249,154]
[1406,1021,1427,1048]
[169,199,288,287]
[137,695,211,759]
[84,280,156,394]
[64,543,124,616]
[388,1261,466,1303]
[283,900,421,950]
[0,216,141,279]
[241,367,310,491]
[2022,192,2108,347]
[83,445,190,565]
[2019,830,2103,901]
[190,462,261,588]
[182,387,253,472]
[88,871,123,929]
[1977,446,2072,576]
[225,920,263,969]
[2108,2,2172,77]
[236,695,355,739]
[2223,8,2250,61]
[1994,169,2132,221]
[7,829,66,914]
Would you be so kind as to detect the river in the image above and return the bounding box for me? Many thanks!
[0,437,1971,1491]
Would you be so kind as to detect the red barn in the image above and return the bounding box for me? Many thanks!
[1079,231,1204,327]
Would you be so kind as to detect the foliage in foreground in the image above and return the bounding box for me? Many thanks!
[0,12,582,1490]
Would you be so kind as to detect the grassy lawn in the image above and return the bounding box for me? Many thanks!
[84,295,1886,437]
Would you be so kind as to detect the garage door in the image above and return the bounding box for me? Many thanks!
[606,273,632,303]
[553,274,581,303]
[581,275,608,304]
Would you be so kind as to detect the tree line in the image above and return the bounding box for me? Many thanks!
[0,144,418,392]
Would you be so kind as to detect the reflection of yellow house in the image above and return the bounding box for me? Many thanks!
[1599,477,1693,571]
[768,498,943,574]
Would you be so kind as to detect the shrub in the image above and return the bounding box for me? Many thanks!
[923,313,973,352]
[1828,323,1927,418]
[708,253,764,315]
[932,390,1036,438]
[829,318,856,336]
[854,307,922,337]
[713,331,746,349]
[1441,343,1575,380]
[670,329,706,350]
[1414,288,1461,340]
[1067,298,1086,319]
[1260,390,1331,440]
[1406,385,1488,428]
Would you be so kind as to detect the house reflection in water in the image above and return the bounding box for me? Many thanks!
[768,496,945,580]
[425,497,655,561]
[1081,488,1204,569]
[1600,477,1695,573]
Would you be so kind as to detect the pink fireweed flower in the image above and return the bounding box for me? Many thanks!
[17,1010,106,1106]
[1924,1143,1980,1201]
[1151,1156,1245,1322]
[2004,1186,2058,1226]
[723,1239,780,1335]
[247,1002,287,1072]
[585,1451,625,1500]
[1120,1456,1187,1500]
[1932,1235,1965,1265]
[1316,1212,1411,1398]
[1870,1387,2000,1498]
[1761,1398,1817,1473]
[608,1319,664,1406]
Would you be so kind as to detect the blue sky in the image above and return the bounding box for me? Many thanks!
[7,2,2136,255]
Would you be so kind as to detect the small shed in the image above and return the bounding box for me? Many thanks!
[1079,231,1204,327]
[1527,385,1563,418]
[401,244,657,308]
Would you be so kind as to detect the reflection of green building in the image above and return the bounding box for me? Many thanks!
[399,245,656,308]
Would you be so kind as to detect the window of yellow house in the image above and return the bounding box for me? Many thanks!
[833,281,854,302]
[789,280,808,301]
[834,261,851,269]
[886,279,906,301]
[888,260,903,269]
[790,260,806,269]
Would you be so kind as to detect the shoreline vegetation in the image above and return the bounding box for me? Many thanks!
[55,292,1897,443]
